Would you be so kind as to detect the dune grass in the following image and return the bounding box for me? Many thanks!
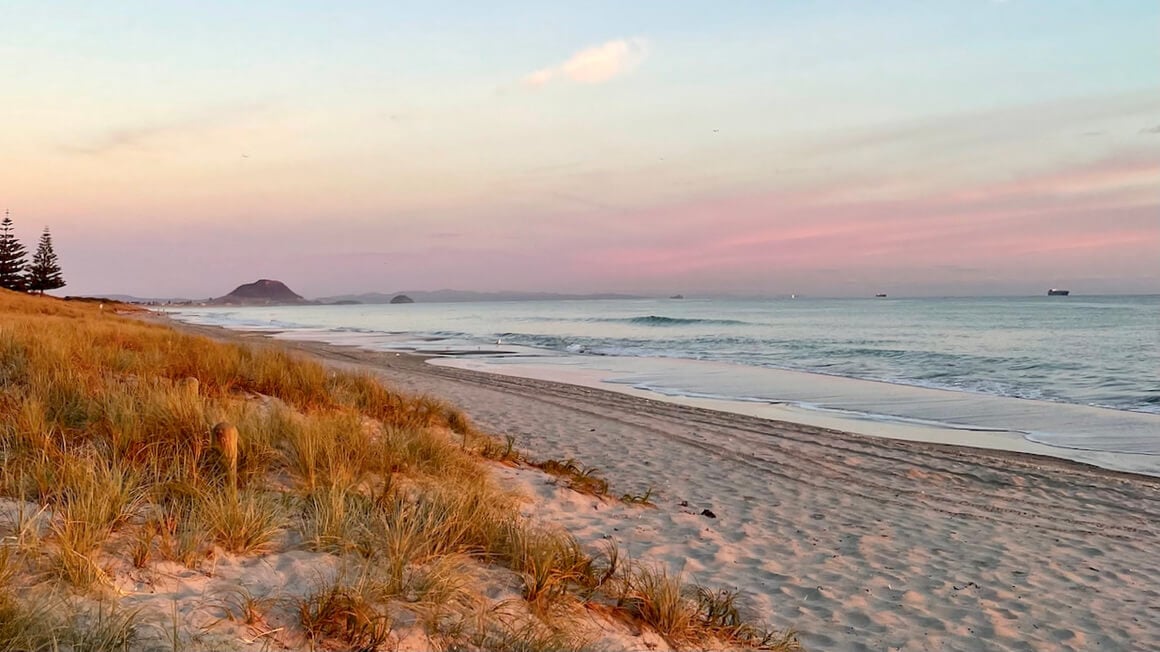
[620,487,656,506]
[532,458,611,497]
[0,289,797,650]
[298,573,394,649]
[0,578,138,652]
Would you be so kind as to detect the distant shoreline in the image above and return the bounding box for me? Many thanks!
[80,291,1160,306]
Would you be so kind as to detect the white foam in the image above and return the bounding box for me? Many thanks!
[431,355,1160,477]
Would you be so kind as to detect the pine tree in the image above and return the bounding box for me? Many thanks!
[26,226,66,295]
[0,210,28,291]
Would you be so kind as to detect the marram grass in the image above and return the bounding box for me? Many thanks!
[0,290,798,650]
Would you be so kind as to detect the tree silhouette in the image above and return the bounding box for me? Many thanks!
[0,210,28,291]
[26,227,66,294]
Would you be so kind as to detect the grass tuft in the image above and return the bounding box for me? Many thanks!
[618,566,696,641]
[478,434,520,463]
[0,593,138,652]
[299,575,393,650]
[199,488,287,554]
[620,487,655,506]
[533,459,610,497]
[215,585,279,627]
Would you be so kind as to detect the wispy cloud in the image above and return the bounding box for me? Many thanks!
[566,152,1160,284]
[523,38,648,88]
[1140,124,1160,135]
[63,102,271,156]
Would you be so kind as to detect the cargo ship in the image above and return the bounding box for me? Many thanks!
[1047,289,1070,296]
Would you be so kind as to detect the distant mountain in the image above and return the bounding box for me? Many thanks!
[210,279,312,306]
[389,294,414,304]
[318,289,648,304]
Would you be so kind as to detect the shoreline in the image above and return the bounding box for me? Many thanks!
[166,315,1158,483]
[428,356,1160,478]
[153,314,1160,651]
[167,312,1160,479]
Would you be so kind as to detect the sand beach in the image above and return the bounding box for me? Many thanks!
[174,319,1160,652]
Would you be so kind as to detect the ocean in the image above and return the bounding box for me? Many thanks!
[169,295,1160,473]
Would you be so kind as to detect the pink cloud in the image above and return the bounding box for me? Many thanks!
[523,38,648,87]
[951,154,1160,201]
[567,154,1160,286]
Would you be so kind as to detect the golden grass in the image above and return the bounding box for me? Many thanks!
[199,488,287,554]
[532,458,610,497]
[214,584,279,628]
[301,483,372,555]
[619,487,656,506]
[0,590,138,652]
[0,289,797,650]
[298,573,393,649]
[614,565,803,650]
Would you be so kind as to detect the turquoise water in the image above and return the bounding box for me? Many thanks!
[171,295,1160,464]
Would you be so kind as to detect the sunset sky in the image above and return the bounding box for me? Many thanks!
[3,1,1158,298]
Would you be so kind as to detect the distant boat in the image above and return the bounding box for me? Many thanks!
[669,294,684,299]
[1047,289,1070,296]
[875,293,888,298]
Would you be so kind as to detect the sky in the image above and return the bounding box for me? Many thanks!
[2,0,1158,298]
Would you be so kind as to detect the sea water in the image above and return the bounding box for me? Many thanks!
[169,296,1160,473]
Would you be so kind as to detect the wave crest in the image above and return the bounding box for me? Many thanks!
[592,315,750,327]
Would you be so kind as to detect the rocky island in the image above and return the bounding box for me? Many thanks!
[209,279,312,306]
